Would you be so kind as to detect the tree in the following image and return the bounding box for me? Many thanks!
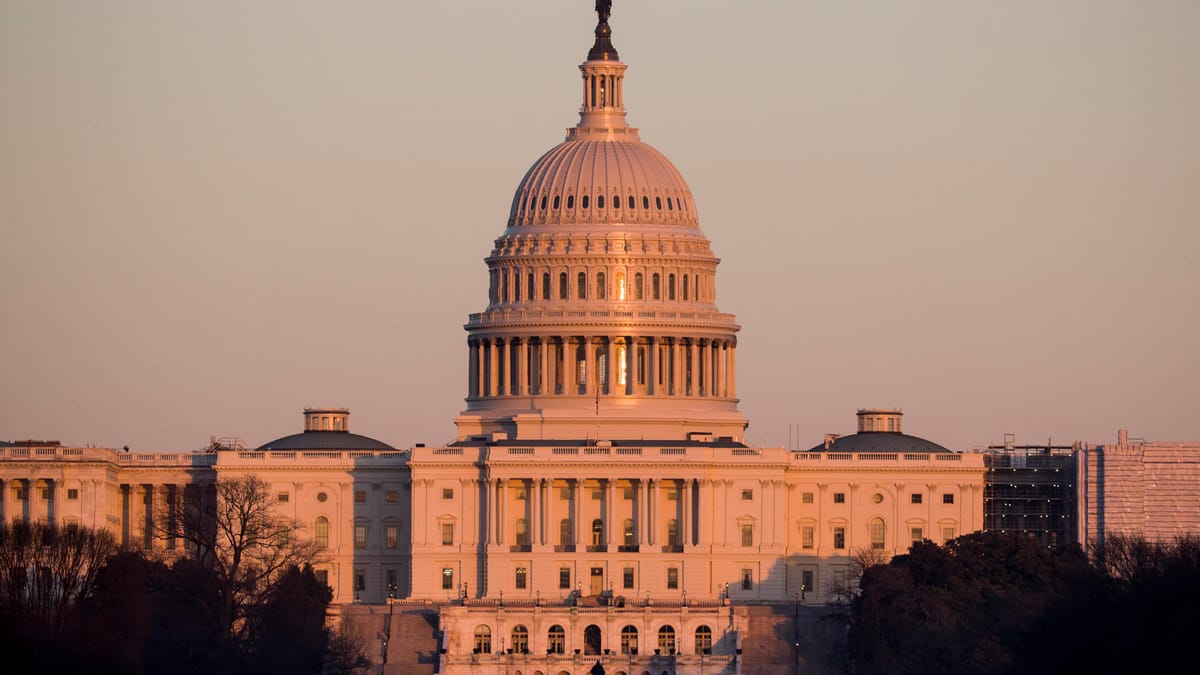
[158,475,323,661]
[0,520,117,638]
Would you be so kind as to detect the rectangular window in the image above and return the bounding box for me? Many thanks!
[386,525,399,549]
[942,527,956,541]
[741,568,753,590]
[559,567,571,590]
[667,567,679,589]
[802,492,814,504]
[441,523,454,545]
[315,569,330,588]
[911,493,922,504]
[67,488,79,500]
[385,569,398,597]
[515,567,527,589]
[276,492,289,503]
[943,493,955,505]
[354,569,366,593]
[386,490,399,503]
[15,487,27,501]
[802,569,814,594]
[354,490,367,504]
[354,525,367,549]
[442,567,454,590]
[911,527,924,545]
[741,523,754,547]
[442,488,454,500]
[833,527,846,550]
[802,526,814,549]
[623,567,634,589]
[833,492,846,504]
[741,489,754,501]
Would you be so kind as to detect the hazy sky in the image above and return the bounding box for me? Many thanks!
[2,1,1197,452]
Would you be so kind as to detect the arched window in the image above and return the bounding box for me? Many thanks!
[656,196,663,210]
[547,625,565,654]
[870,518,886,550]
[502,271,509,303]
[516,518,530,547]
[567,194,575,209]
[559,518,572,547]
[694,626,713,654]
[634,273,644,300]
[668,274,676,300]
[652,273,661,300]
[596,272,606,299]
[577,272,587,299]
[559,272,568,299]
[314,516,329,549]
[613,193,620,209]
[657,626,676,655]
[615,272,626,300]
[623,518,635,546]
[621,625,639,655]
[628,195,635,209]
[597,194,605,209]
[584,624,602,655]
[582,195,590,209]
[513,273,521,302]
[553,194,561,209]
[511,625,529,654]
[592,518,604,546]
[682,274,689,300]
[667,195,674,211]
[642,195,650,209]
[540,195,547,209]
[473,625,492,654]
[528,273,535,302]
[542,272,551,300]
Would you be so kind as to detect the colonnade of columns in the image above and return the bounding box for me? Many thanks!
[467,335,736,400]
[481,477,712,552]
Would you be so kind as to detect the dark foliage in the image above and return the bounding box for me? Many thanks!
[847,531,1200,675]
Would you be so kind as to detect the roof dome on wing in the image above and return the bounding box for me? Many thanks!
[509,139,699,229]
[257,408,394,451]
[806,409,955,454]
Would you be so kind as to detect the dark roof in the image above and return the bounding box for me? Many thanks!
[257,430,394,451]
[449,437,748,449]
[806,432,954,455]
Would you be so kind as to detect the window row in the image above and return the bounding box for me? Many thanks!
[471,623,711,656]
[520,191,688,216]
[313,517,404,550]
[7,486,80,500]
[797,521,958,551]
[489,268,714,304]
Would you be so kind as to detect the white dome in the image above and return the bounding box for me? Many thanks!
[508,137,699,229]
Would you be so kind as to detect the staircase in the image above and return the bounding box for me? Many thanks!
[740,604,844,675]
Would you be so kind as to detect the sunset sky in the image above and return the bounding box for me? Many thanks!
[2,1,1197,452]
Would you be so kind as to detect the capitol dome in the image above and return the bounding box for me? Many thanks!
[454,6,747,444]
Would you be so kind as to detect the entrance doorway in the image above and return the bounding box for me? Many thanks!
[589,567,604,596]
[584,624,602,655]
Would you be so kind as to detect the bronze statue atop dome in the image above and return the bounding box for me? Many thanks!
[596,1,612,25]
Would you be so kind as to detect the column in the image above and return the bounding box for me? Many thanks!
[584,337,596,395]
[716,340,726,397]
[573,479,583,547]
[729,342,737,398]
[545,479,555,547]
[606,478,616,548]
[487,339,499,397]
[531,477,542,545]
[643,479,654,546]
[689,340,699,397]
[672,338,683,396]
[682,479,692,547]
[516,339,528,396]
[565,338,576,395]
[468,340,479,397]
[497,479,506,546]
[541,338,552,395]
[698,479,711,547]
[605,337,617,395]
[625,337,635,395]
[645,337,656,395]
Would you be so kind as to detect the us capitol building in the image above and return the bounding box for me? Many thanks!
[1,5,990,674]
